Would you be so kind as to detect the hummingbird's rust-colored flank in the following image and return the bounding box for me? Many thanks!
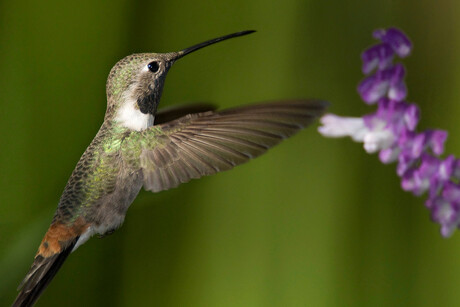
[37,218,89,258]
[13,30,328,307]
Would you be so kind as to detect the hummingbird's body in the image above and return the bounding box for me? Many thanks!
[56,122,141,247]
[13,31,328,306]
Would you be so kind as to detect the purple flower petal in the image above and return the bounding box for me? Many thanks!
[401,168,418,192]
[403,104,419,131]
[425,197,435,209]
[417,154,440,178]
[373,28,412,58]
[389,64,406,85]
[425,130,448,155]
[442,181,460,203]
[397,130,447,161]
[358,74,389,104]
[397,151,415,176]
[397,130,415,147]
[379,146,400,164]
[397,131,425,160]
[361,43,395,74]
[430,196,460,237]
[438,155,455,181]
[429,155,456,197]
[411,133,426,158]
[441,224,457,238]
[386,64,407,101]
[453,160,460,180]
[401,154,440,196]
[388,81,407,101]
[374,99,410,133]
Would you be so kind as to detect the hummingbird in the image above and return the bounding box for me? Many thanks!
[12,30,328,306]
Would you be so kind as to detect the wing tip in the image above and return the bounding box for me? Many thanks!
[278,99,330,113]
[308,99,330,110]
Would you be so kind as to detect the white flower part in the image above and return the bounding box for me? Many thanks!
[363,129,395,153]
[318,114,368,142]
[319,114,396,154]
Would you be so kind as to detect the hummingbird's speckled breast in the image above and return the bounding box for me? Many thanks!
[54,122,144,236]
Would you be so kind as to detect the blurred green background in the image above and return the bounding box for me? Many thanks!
[1,0,460,306]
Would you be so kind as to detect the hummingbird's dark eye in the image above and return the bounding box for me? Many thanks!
[147,61,160,73]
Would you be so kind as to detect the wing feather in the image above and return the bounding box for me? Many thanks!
[134,100,328,192]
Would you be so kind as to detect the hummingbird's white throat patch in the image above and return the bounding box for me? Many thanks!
[115,91,154,131]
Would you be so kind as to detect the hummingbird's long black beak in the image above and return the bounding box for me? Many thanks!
[173,30,256,61]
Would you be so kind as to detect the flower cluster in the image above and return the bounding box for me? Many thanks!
[318,28,460,237]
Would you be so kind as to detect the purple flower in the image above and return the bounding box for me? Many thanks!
[361,43,394,74]
[319,27,460,237]
[373,28,412,58]
[430,195,460,237]
[358,64,407,104]
[401,154,440,196]
[429,155,456,197]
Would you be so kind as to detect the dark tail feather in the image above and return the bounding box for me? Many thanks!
[12,237,79,307]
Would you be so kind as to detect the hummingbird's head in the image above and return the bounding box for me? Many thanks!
[106,30,255,131]
[107,52,176,115]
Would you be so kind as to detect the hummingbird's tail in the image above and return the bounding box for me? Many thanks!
[12,240,77,307]
[12,220,86,307]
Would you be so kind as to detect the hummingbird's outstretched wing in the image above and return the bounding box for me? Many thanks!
[136,100,328,192]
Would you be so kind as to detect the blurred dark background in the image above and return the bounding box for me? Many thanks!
[1,0,460,306]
